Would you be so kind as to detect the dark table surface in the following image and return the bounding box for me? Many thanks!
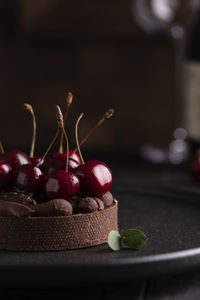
[2,154,200,299]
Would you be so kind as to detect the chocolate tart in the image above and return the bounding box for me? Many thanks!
[0,200,118,251]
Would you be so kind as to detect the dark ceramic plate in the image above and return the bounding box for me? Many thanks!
[1,186,200,287]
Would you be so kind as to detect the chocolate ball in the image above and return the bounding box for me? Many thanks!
[33,199,73,217]
[99,191,114,207]
[76,197,104,213]
[0,201,34,217]
[76,197,98,213]
[94,198,104,210]
[0,189,37,206]
[68,198,79,213]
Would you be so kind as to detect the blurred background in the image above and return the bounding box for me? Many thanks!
[0,0,199,159]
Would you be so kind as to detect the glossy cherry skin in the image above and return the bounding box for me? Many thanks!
[74,160,112,197]
[69,150,81,165]
[50,151,81,165]
[41,157,79,175]
[0,161,13,190]
[2,150,30,171]
[14,164,46,193]
[30,156,43,166]
[44,170,80,200]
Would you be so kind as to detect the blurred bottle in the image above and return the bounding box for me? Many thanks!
[185,6,200,155]
[132,0,198,164]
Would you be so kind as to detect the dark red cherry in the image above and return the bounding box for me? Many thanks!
[44,170,80,200]
[68,158,79,171]
[30,156,43,166]
[0,161,13,190]
[50,152,65,159]
[2,150,30,171]
[69,150,81,165]
[50,151,81,165]
[14,164,46,193]
[41,157,79,175]
[74,160,112,197]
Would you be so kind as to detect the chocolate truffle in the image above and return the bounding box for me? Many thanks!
[0,201,34,217]
[0,189,37,206]
[33,199,73,217]
[76,197,104,213]
[94,198,104,210]
[68,198,79,213]
[99,191,114,207]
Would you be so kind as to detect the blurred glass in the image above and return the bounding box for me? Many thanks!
[132,0,199,164]
[132,0,198,36]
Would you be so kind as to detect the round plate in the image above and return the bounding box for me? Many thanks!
[1,187,200,286]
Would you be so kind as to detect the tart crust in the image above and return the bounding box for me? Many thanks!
[0,200,118,251]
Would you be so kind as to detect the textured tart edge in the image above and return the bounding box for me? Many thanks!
[0,200,118,251]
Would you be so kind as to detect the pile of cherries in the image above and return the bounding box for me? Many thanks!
[0,149,112,200]
[0,99,113,203]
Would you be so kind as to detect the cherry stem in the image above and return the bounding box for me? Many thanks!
[75,113,84,165]
[62,128,69,172]
[24,103,36,158]
[0,140,5,155]
[38,130,60,166]
[58,92,73,154]
[37,106,65,166]
[56,105,69,172]
[71,108,114,157]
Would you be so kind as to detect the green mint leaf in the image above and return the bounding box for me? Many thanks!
[121,229,147,249]
[108,230,121,251]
